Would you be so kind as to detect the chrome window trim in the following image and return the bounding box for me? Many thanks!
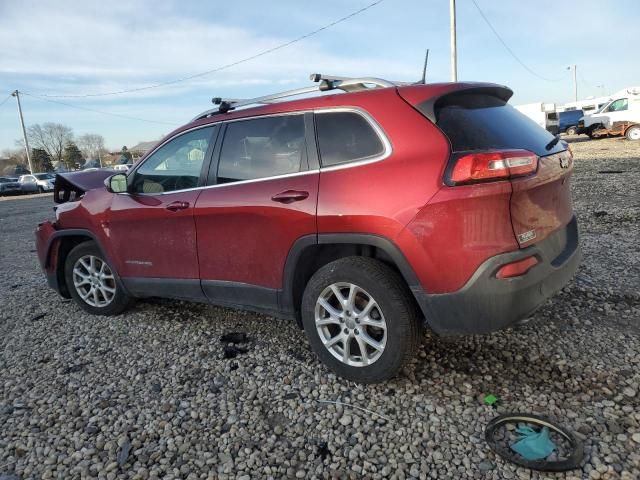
[125,107,392,196]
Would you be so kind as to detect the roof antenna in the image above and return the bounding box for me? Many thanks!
[420,49,430,84]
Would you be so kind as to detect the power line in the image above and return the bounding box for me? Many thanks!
[21,92,179,126]
[0,94,12,108]
[469,0,564,83]
[28,0,385,99]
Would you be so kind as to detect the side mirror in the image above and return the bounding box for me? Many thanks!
[106,174,128,193]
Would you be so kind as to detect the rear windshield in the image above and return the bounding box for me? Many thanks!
[427,93,565,156]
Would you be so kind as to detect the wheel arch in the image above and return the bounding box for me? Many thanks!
[281,234,422,327]
[624,123,640,139]
[46,229,115,298]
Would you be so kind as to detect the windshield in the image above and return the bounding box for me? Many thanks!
[35,174,53,180]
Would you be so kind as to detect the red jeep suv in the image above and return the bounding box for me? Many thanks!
[35,74,580,383]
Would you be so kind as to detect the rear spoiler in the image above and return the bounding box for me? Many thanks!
[397,83,513,122]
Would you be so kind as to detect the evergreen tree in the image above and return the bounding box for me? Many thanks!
[120,146,133,163]
[31,148,54,172]
[62,142,84,170]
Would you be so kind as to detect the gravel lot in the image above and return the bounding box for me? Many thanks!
[1,137,639,479]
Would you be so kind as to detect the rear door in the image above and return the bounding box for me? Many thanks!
[108,125,217,282]
[194,113,318,310]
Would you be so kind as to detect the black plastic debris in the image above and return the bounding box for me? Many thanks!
[485,413,583,472]
[220,332,248,344]
[30,313,46,322]
[593,211,608,217]
[223,345,248,359]
[317,441,330,460]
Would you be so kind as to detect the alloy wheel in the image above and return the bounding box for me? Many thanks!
[72,255,116,307]
[314,282,387,367]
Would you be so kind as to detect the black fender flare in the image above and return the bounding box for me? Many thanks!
[280,233,422,315]
[44,228,112,268]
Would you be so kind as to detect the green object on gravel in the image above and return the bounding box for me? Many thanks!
[484,394,498,406]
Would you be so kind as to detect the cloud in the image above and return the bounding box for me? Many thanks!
[0,0,420,99]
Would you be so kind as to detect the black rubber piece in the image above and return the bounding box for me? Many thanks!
[301,256,421,383]
[485,413,584,472]
[64,241,134,316]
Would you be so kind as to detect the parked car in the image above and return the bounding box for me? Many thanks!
[578,86,640,139]
[0,176,22,196]
[112,164,132,172]
[36,75,580,383]
[558,109,584,135]
[19,173,55,193]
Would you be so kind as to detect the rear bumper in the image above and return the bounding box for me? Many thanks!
[413,216,580,335]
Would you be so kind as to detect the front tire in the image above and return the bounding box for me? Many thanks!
[301,257,421,383]
[64,241,133,315]
[565,126,577,136]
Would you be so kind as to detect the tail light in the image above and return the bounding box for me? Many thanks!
[448,150,538,185]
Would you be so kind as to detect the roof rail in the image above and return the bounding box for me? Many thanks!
[191,73,398,121]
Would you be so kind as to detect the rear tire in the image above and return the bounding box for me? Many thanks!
[625,125,640,141]
[38,186,44,193]
[565,126,577,136]
[64,241,134,315]
[301,257,421,383]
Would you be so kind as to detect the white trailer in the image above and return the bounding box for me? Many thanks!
[514,103,559,135]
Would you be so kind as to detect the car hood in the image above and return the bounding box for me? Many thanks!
[53,170,113,204]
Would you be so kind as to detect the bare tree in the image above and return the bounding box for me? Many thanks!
[77,133,106,165]
[26,123,73,164]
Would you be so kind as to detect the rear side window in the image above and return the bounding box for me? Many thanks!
[217,114,306,183]
[430,93,565,156]
[315,111,385,167]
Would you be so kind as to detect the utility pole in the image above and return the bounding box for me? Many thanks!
[11,90,34,174]
[449,0,458,81]
[569,65,578,102]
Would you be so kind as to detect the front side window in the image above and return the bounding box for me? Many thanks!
[217,114,306,183]
[130,126,215,194]
[605,99,628,112]
[315,111,385,167]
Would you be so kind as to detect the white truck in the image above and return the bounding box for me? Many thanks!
[514,103,559,135]
[578,86,640,140]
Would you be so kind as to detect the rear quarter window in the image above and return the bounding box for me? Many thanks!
[427,93,565,157]
[315,111,385,167]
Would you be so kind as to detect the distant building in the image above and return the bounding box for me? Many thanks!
[129,141,158,160]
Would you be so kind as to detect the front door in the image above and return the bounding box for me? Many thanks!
[602,98,628,128]
[194,113,318,313]
[108,126,217,288]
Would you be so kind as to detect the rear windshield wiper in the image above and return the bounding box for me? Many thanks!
[545,135,560,151]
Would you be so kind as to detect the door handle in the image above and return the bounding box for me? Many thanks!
[271,190,309,204]
[166,201,190,211]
